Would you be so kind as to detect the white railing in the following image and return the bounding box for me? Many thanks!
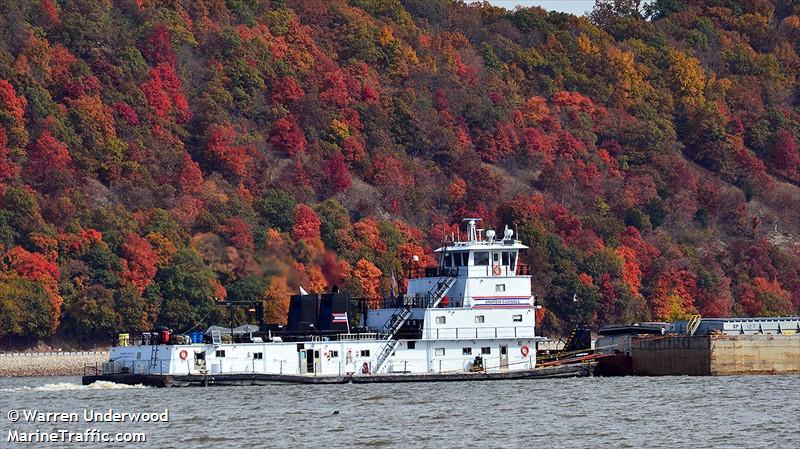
[0,351,108,357]
[427,326,534,340]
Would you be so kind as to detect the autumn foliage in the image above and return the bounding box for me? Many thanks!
[0,0,799,344]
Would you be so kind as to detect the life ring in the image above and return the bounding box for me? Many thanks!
[179,349,188,360]
[520,345,530,357]
[492,265,502,276]
[361,362,370,374]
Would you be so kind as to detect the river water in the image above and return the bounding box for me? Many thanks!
[0,375,797,448]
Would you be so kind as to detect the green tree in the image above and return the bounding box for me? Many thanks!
[0,275,53,339]
[155,248,218,331]
[254,189,296,232]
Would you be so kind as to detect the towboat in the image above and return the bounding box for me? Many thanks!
[83,219,592,387]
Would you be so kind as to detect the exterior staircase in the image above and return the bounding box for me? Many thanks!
[372,269,457,373]
[686,314,702,336]
[148,342,159,371]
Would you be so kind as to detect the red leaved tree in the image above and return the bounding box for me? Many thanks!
[269,115,307,156]
[25,130,74,191]
[206,123,250,178]
[121,233,158,295]
[324,152,351,194]
[291,204,321,241]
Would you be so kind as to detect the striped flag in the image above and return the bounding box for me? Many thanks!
[332,312,349,333]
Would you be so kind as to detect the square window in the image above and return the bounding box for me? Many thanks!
[475,315,485,324]
[513,315,523,322]
[407,341,416,349]
[502,252,510,266]
[434,348,445,356]
[462,347,472,355]
[474,252,490,266]
[435,316,446,325]
[253,352,263,360]
[360,350,370,357]
[329,351,339,358]
[215,350,226,357]
[481,347,491,355]
[495,284,506,292]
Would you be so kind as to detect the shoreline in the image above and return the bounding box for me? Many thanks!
[0,351,109,377]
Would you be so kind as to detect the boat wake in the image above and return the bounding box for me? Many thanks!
[1,381,147,392]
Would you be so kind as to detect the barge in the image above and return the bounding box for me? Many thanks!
[84,219,593,387]
[595,317,800,376]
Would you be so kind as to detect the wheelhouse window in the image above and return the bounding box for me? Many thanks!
[454,252,468,266]
[442,253,452,267]
[510,252,517,270]
[462,347,472,355]
[481,347,491,355]
[502,252,510,266]
[407,341,416,349]
[474,251,490,266]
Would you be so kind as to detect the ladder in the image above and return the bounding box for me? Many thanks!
[148,340,159,370]
[686,314,702,336]
[372,270,457,373]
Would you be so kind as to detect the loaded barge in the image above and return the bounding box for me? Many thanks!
[83,219,592,387]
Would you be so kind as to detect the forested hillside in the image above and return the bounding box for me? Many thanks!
[1,0,799,345]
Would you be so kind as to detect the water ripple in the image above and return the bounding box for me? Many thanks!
[0,375,798,448]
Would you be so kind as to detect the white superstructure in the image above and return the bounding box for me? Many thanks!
[102,219,542,378]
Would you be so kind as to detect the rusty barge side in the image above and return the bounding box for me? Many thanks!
[617,334,800,376]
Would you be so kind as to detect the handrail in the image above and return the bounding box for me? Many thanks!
[428,326,534,340]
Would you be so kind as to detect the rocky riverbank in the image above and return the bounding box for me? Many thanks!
[0,351,109,377]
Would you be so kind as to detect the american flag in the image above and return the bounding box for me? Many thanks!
[332,312,348,324]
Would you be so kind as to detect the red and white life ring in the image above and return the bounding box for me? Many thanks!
[492,265,502,276]
[179,349,188,360]
[520,345,530,357]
